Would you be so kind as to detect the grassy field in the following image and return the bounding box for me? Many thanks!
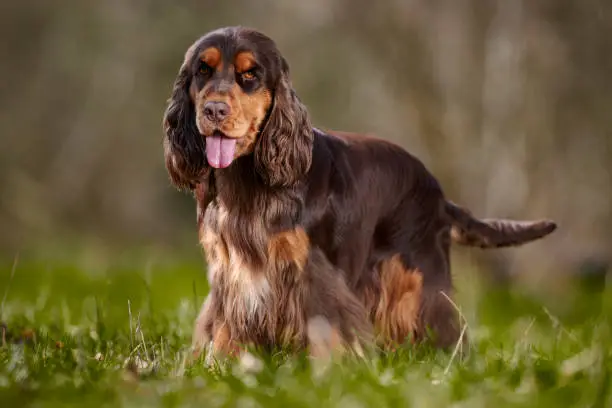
[0,249,610,407]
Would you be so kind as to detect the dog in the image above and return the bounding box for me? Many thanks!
[162,26,557,360]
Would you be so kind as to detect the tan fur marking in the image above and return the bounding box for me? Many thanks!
[449,226,464,243]
[212,322,241,357]
[232,85,272,156]
[196,83,271,158]
[268,227,310,271]
[374,255,423,346]
[200,47,222,70]
[234,51,256,73]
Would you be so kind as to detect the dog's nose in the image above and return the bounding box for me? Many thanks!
[204,101,230,122]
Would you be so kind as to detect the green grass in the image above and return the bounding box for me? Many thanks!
[0,252,611,407]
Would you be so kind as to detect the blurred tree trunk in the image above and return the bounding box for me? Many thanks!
[1,0,610,283]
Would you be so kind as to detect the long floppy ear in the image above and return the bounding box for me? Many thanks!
[162,59,209,191]
[254,57,314,187]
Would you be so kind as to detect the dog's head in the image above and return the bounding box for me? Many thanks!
[163,26,313,190]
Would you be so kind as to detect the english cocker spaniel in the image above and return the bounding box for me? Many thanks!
[162,26,557,360]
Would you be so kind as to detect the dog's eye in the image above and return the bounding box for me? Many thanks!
[199,62,213,76]
[241,69,257,81]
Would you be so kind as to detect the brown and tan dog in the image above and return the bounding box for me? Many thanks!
[162,26,557,361]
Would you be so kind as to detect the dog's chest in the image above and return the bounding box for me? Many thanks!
[199,203,272,318]
[198,199,311,341]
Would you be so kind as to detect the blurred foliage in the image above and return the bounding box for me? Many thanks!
[1,0,611,287]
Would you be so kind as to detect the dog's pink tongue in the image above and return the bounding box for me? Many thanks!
[206,135,237,168]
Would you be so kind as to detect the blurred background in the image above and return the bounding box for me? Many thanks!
[1,0,611,299]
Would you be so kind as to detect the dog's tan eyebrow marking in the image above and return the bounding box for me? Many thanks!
[200,47,223,71]
[234,51,256,73]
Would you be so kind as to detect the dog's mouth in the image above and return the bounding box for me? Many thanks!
[205,131,238,169]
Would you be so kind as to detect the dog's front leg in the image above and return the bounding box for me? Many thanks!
[192,291,246,366]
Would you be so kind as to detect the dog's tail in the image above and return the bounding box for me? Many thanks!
[444,200,557,249]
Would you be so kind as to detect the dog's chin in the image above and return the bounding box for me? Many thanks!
[204,130,240,169]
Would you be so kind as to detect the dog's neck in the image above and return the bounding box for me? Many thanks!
[212,154,264,201]
[206,154,304,234]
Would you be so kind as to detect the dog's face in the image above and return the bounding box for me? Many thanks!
[187,28,279,168]
[163,26,313,188]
